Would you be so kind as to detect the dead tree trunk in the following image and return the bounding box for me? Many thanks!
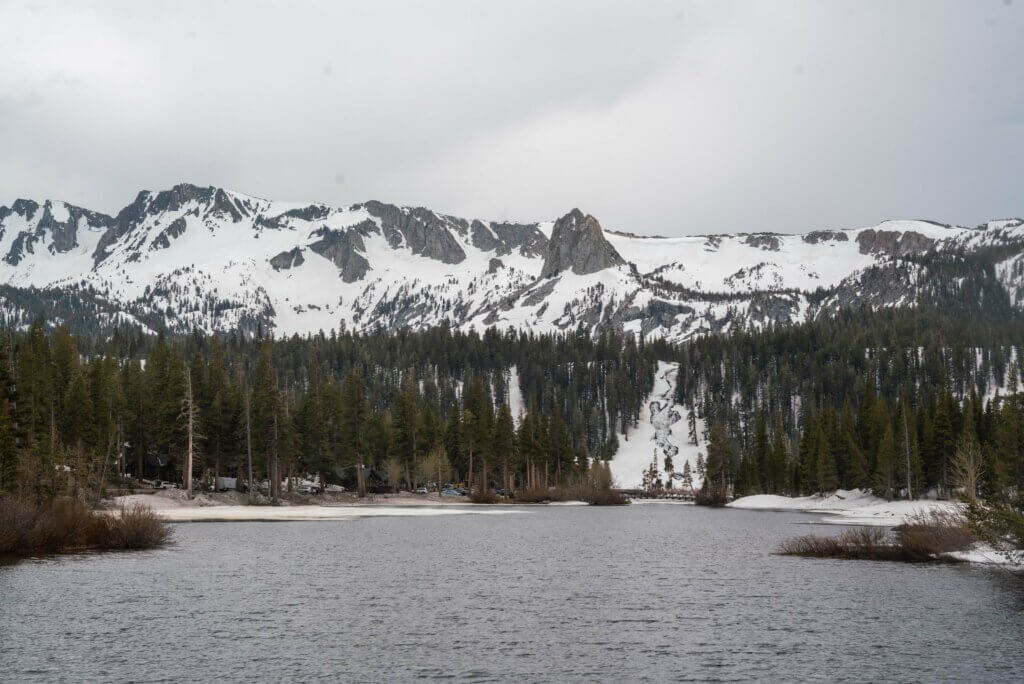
[245,388,254,504]
[184,370,194,499]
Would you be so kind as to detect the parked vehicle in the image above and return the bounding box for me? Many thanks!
[440,488,465,498]
[297,484,321,495]
[415,486,428,494]
[215,476,237,492]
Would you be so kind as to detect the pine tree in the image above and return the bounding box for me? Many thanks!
[681,459,693,491]
[493,403,515,491]
[703,423,732,501]
[873,423,897,500]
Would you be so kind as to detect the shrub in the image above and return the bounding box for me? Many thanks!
[778,511,974,563]
[99,504,172,550]
[694,489,728,507]
[778,528,895,559]
[469,489,498,504]
[0,495,170,556]
[897,510,975,558]
[513,486,566,504]
[581,488,630,506]
[966,499,1024,557]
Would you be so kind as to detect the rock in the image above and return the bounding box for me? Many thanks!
[471,220,501,252]
[856,229,935,256]
[488,258,504,273]
[802,230,849,244]
[490,222,549,257]
[540,209,625,278]
[308,221,373,282]
[744,234,781,251]
[149,217,188,252]
[270,247,305,271]
[364,201,466,264]
[3,199,113,265]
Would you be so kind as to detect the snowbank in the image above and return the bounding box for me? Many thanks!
[141,505,523,523]
[947,545,1024,566]
[728,489,881,512]
[728,489,962,526]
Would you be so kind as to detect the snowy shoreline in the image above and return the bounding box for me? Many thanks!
[728,489,1022,567]
[727,488,962,526]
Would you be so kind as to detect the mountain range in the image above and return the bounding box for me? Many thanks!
[1,182,1022,339]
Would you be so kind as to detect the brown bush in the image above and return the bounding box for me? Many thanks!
[469,489,499,504]
[778,512,974,563]
[896,510,975,558]
[581,488,630,506]
[513,486,566,504]
[0,495,170,556]
[98,504,172,550]
[778,528,895,559]
[694,490,729,507]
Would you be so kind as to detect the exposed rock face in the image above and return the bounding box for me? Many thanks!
[490,222,549,257]
[803,230,849,244]
[625,300,695,336]
[521,277,560,306]
[256,204,332,230]
[364,201,466,264]
[145,183,247,222]
[270,247,305,271]
[149,217,187,252]
[93,183,255,267]
[746,293,802,326]
[744,234,781,251]
[2,199,113,266]
[540,209,625,278]
[471,220,501,252]
[308,221,373,282]
[469,219,549,257]
[856,229,935,256]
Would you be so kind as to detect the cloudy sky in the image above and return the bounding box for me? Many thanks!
[1,0,1021,235]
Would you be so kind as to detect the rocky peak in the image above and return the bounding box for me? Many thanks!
[540,209,625,278]
[308,220,374,282]
[1,199,113,266]
[364,201,466,264]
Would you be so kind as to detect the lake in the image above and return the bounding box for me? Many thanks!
[2,504,1022,682]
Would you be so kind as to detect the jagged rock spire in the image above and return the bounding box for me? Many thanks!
[540,208,625,278]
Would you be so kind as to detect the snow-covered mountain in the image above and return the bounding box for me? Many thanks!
[1,183,1022,339]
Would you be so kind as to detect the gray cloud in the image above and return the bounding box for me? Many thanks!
[1,0,1021,235]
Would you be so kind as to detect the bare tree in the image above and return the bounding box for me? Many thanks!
[952,432,984,503]
[180,369,199,499]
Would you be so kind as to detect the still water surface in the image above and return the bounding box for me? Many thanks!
[2,504,1023,682]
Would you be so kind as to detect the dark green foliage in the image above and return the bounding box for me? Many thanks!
[0,319,655,495]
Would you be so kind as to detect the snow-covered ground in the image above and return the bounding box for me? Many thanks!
[110,491,522,522]
[610,361,704,490]
[730,489,1022,567]
[146,505,522,523]
[728,488,961,525]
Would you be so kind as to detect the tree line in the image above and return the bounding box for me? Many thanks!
[0,320,658,498]
[678,306,1024,504]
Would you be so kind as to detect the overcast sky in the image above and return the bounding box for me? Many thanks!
[1,0,1021,235]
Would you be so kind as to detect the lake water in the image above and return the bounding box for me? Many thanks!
[2,504,1022,682]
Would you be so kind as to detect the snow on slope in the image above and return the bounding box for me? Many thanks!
[610,361,705,489]
[2,184,1024,341]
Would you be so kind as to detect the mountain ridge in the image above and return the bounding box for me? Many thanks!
[0,183,1022,339]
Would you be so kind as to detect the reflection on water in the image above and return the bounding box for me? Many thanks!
[1,505,1022,683]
